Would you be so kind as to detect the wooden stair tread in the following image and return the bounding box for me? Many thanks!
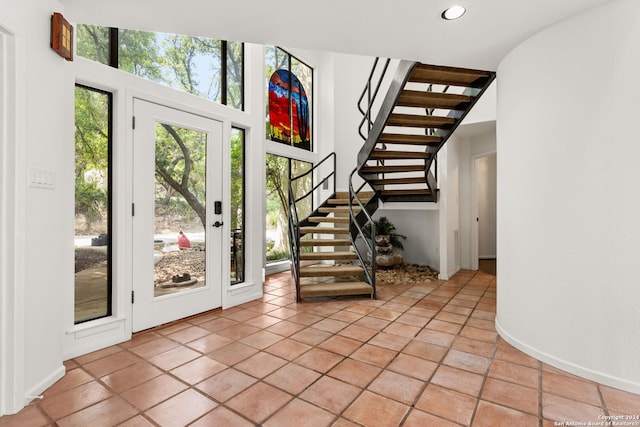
[308,216,350,223]
[370,150,429,160]
[335,191,375,199]
[397,90,471,109]
[318,207,360,214]
[360,164,425,174]
[300,264,364,277]
[300,227,348,235]
[387,113,455,128]
[380,189,432,196]
[300,239,351,246]
[327,198,371,205]
[409,64,492,87]
[379,133,441,145]
[299,281,373,298]
[369,177,427,185]
[300,251,357,260]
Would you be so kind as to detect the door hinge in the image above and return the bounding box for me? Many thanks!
[132,203,135,216]
[132,116,136,130]
[131,290,135,304]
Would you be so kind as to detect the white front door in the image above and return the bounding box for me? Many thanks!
[132,99,223,332]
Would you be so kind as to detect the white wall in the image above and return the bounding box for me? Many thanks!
[461,81,496,126]
[497,0,640,393]
[476,154,497,258]
[331,53,380,189]
[372,210,440,270]
[0,0,69,414]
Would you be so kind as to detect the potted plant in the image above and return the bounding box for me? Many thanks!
[363,216,406,251]
[362,217,406,267]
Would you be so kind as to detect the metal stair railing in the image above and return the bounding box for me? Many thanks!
[422,84,448,190]
[356,59,417,168]
[357,58,391,143]
[287,185,301,300]
[348,168,377,298]
[287,152,337,300]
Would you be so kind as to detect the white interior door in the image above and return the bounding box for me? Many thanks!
[132,99,223,332]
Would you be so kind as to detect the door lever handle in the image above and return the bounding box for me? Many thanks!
[212,221,224,228]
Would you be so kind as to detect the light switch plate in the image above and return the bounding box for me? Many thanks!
[29,168,55,189]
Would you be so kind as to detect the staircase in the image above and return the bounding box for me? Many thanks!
[356,60,496,202]
[288,60,495,302]
[295,190,376,301]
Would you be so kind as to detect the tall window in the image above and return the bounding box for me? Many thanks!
[77,25,244,110]
[266,47,313,151]
[265,154,312,262]
[230,128,245,284]
[74,85,112,323]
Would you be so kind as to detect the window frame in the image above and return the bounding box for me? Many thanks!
[74,83,114,324]
[230,127,245,285]
[264,153,313,265]
[76,25,244,111]
[266,47,314,152]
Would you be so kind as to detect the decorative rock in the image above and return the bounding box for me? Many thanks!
[373,263,440,284]
[376,253,403,267]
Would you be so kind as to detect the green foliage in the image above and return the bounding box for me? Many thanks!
[75,179,107,222]
[76,24,110,65]
[75,25,245,232]
[226,41,244,109]
[75,86,109,231]
[160,36,220,99]
[119,29,164,81]
[154,123,207,226]
[230,129,244,230]
[265,239,289,261]
[74,87,109,180]
[362,216,407,250]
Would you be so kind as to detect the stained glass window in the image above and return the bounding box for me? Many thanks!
[266,47,313,151]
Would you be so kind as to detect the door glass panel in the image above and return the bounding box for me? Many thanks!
[153,122,207,297]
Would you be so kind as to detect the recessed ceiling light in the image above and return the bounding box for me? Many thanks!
[441,5,466,20]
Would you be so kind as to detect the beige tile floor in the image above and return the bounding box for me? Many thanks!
[1,269,639,426]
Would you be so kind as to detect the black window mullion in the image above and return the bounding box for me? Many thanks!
[221,40,228,106]
[288,54,292,146]
[108,27,118,68]
[240,43,245,111]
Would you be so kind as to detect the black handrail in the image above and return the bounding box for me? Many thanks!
[348,168,376,298]
[357,58,391,142]
[287,185,301,301]
[290,152,336,195]
[287,152,337,302]
[356,60,416,168]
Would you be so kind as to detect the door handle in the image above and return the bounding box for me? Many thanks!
[212,221,224,228]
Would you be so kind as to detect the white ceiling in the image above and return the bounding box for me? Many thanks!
[60,0,612,71]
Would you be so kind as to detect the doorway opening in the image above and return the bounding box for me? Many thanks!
[472,153,497,275]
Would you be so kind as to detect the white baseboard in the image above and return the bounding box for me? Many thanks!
[439,266,460,280]
[264,260,290,276]
[23,365,65,406]
[496,318,640,395]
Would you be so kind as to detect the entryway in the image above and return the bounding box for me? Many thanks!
[472,152,497,273]
[132,99,224,332]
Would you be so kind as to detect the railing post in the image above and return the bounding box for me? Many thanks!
[348,168,377,298]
